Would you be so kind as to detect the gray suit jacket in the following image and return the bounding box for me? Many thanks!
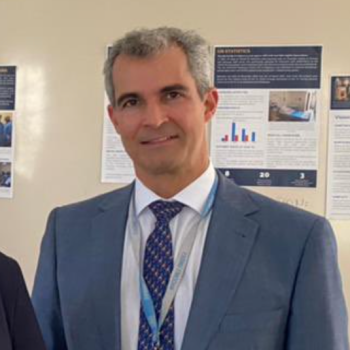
[32,172,349,350]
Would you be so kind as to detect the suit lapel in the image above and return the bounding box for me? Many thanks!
[88,184,133,350]
[181,174,260,350]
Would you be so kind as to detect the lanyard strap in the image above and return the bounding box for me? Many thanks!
[129,175,218,345]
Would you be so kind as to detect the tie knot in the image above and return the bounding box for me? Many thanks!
[149,200,184,223]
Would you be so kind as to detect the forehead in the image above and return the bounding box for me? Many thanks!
[111,46,196,95]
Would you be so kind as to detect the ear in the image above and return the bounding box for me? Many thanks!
[203,88,219,123]
[107,104,120,134]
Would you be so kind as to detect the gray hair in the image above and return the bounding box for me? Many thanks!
[103,27,212,106]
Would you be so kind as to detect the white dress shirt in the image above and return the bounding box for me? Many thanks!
[121,164,216,350]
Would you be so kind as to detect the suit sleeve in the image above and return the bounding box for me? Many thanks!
[10,260,47,350]
[32,209,68,350]
[285,217,349,350]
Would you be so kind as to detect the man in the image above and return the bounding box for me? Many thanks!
[0,118,5,147]
[3,116,12,147]
[33,27,349,350]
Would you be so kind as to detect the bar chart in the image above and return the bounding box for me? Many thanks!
[221,122,257,143]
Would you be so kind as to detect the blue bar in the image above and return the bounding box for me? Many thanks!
[242,128,246,142]
[252,132,256,142]
[231,123,236,142]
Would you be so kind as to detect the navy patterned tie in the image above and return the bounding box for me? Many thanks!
[137,200,184,350]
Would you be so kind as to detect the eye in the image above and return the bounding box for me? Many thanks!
[165,91,182,100]
[121,98,139,109]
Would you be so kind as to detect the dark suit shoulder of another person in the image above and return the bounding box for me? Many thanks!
[0,252,46,350]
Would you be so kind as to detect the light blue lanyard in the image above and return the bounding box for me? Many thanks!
[129,175,218,346]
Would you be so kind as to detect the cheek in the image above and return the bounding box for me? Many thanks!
[117,117,141,139]
[171,106,202,130]
[181,111,207,135]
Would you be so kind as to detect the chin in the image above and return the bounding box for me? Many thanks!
[140,160,182,177]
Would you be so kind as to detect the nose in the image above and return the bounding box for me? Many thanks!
[142,101,168,128]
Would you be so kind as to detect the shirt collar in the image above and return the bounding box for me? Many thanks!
[134,162,216,216]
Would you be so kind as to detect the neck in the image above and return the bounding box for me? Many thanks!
[136,161,210,199]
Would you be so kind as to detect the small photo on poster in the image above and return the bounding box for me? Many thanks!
[0,112,13,148]
[0,162,11,188]
[331,76,350,110]
[269,91,317,122]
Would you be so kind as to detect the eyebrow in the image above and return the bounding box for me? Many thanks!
[160,84,189,94]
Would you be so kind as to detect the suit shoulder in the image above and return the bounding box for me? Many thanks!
[242,187,330,239]
[217,172,325,233]
[246,187,320,219]
[52,183,133,219]
[0,252,22,302]
[0,251,20,277]
[226,186,336,270]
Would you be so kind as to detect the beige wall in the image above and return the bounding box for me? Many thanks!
[0,0,349,335]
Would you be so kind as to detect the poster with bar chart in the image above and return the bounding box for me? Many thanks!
[210,46,321,187]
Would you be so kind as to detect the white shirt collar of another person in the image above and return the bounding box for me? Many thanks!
[134,161,216,217]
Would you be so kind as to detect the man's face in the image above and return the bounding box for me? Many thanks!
[108,46,218,184]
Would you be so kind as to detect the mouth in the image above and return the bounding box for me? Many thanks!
[140,135,179,145]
